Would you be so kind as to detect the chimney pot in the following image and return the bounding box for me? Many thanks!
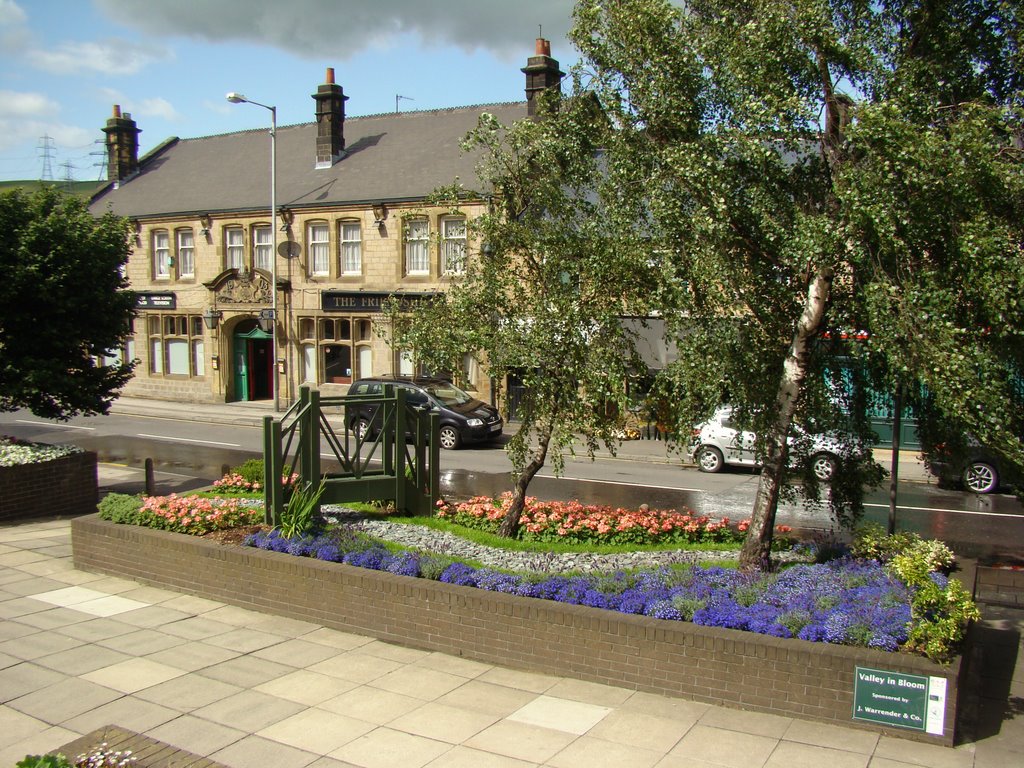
[103,106,140,183]
[312,69,348,168]
[523,39,563,117]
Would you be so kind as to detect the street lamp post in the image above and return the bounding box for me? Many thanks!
[226,92,279,412]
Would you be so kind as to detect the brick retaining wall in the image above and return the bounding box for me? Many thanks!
[71,514,968,745]
[1,451,97,522]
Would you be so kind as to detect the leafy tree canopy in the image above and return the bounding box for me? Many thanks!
[383,97,663,536]
[571,0,1023,567]
[0,186,136,419]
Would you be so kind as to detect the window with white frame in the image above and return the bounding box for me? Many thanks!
[225,227,244,270]
[340,221,361,275]
[309,222,329,276]
[147,314,204,377]
[253,225,272,272]
[297,316,376,384]
[357,345,372,378]
[176,229,194,278]
[442,216,467,275]
[404,219,429,275]
[153,230,170,279]
[461,352,478,387]
[397,348,415,377]
[299,318,316,383]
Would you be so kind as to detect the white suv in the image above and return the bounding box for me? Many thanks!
[689,406,851,481]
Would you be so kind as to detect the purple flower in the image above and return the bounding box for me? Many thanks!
[439,563,479,586]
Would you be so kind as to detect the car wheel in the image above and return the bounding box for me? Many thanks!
[963,461,999,494]
[811,453,838,482]
[438,425,461,450]
[353,418,372,441]
[696,445,724,473]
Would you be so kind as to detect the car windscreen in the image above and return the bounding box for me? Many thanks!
[423,382,474,407]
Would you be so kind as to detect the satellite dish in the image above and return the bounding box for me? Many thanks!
[279,241,301,259]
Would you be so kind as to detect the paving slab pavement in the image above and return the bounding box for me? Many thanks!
[0,516,1021,767]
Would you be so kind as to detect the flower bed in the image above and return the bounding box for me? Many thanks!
[0,437,96,522]
[97,492,262,534]
[436,493,793,546]
[71,513,972,745]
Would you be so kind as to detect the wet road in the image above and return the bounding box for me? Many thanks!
[4,411,1022,563]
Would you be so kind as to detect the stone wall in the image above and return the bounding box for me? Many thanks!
[71,514,968,746]
[1,451,98,522]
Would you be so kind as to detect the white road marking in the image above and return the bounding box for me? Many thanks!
[537,473,706,494]
[16,420,95,430]
[864,502,1021,519]
[136,433,240,448]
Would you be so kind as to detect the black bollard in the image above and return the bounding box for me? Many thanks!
[144,458,155,496]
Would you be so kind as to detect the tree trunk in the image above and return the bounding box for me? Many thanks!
[498,426,552,539]
[739,267,834,570]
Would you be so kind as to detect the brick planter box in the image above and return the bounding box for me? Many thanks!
[71,514,970,745]
[0,451,97,522]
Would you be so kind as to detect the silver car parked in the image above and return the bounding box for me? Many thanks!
[688,406,851,481]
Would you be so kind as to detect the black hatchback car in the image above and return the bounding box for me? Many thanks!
[346,377,503,449]
[927,439,1022,494]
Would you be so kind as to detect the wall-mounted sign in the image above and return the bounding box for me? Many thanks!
[321,291,436,313]
[135,292,177,309]
[853,666,947,735]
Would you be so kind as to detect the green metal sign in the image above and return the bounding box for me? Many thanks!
[853,667,947,734]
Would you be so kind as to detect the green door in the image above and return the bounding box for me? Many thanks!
[234,343,250,402]
[233,323,274,402]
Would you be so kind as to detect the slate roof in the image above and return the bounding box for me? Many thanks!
[89,102,526,219]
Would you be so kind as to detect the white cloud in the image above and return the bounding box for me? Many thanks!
[137,96,181,122]
[0,90,58,118]
[28,38,169,76]
[96,0,575,60]
[0,116,93,153]
[0,0,26,25]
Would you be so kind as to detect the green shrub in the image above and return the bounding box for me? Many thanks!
[230,458,292,485]
[888,540,956,584]
[903,575,980,663]
[850,522,921,562]
[851,523,976,663]
[232,458,266,485]
[96,493,144,524]
[16,756,70,768]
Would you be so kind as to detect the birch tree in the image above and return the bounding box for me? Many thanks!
[571,0,1023,568]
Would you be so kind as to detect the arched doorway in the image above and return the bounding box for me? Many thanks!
[233,320,274,402]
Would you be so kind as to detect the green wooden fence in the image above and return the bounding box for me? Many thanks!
[262,385,440,525]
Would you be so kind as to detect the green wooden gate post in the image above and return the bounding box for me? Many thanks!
[263,415,284,526]
[393,387,407,514]
[382,385,396,478]
[428,410,440,513]
[305,387,322,519]
[299,386,319,488]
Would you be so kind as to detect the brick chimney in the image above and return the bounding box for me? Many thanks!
[102,105,141,184]
[312,67,349,169]
[522,38,564,117]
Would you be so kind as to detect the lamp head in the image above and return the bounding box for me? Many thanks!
[226,92,247,104]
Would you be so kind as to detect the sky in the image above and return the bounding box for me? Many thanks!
[0,0,578,182]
